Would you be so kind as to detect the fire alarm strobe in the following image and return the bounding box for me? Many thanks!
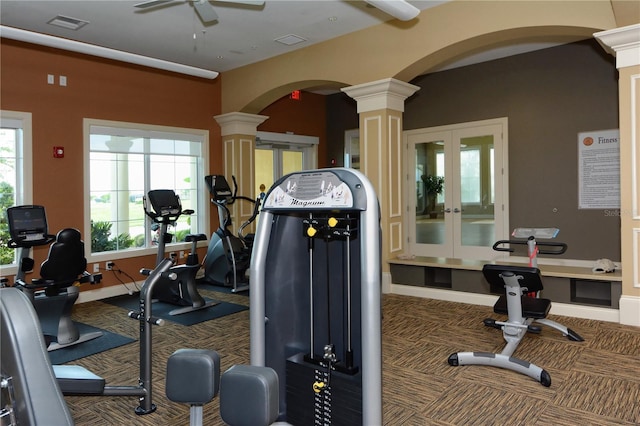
[53,146,64,158]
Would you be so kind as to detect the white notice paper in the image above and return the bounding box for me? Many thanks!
[578,129,620,209]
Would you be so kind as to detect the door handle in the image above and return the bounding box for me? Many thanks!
[444,208,452,213]
[453,208,461,213]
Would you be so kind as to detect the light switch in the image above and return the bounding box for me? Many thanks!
[59,75,67,86]
[47,74,54,84]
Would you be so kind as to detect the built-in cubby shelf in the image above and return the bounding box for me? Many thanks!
[389,256,622,309]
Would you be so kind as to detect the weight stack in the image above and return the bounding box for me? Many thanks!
[286,353,362,425]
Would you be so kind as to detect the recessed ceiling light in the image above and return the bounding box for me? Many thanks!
[274,34,307,46]
[47,15,89,31]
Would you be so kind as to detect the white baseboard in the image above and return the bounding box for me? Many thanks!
[382,271,392,294]
[389,283,621,323]
[619,295,640,326]
[389,284,498,307]
[548,301,619,323]
[77,284,137,303]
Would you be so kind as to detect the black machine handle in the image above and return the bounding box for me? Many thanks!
[7,234,56,249]
[238,195,262,240]
[493,239,567,255]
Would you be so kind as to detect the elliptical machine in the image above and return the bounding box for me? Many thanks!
[203,175,260,293]
[143,189,218,315]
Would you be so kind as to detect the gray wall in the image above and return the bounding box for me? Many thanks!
[326,39,620,261]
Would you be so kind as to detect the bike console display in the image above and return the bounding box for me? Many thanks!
[6,205,51,247]
[146,190,181,219]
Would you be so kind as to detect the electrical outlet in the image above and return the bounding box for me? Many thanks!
[180,251,185,259]
[106,261,114,271]
[93,263,99,273]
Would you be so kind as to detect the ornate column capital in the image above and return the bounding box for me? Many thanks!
[595,23,640,68]
[341,78,420,113]
[214,112,268,136]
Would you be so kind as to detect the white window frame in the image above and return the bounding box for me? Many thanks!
[0,110,33,275]
[83,118,209,264]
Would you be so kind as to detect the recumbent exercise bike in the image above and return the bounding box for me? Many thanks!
[5,205,103,351]
[143,189,218,315]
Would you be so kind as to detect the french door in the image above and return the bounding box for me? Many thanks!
[254,132,318,199]
[255,146,304,198]
[405,118,509,259]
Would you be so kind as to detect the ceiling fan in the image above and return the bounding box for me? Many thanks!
[134,0,265,24]
[134,0,420,24]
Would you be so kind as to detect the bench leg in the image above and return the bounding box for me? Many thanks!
[448,352,551,387]
[535,318,584,341]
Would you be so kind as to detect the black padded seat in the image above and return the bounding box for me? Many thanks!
[493,295,551,319]
[484,264,551,319]
[39,228,87,290]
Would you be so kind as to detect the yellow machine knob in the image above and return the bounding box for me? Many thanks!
[327,217,338,228]
[307,226,317,237]
[312,381,325,393]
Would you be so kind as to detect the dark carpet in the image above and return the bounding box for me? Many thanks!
[64,292,640,425]
[198,281,249,296]
[102,293,248,326]
[48,322,136,365]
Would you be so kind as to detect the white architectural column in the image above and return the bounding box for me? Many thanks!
[342,78,420,292]
[595,24,640,326]
[214,112,268,233]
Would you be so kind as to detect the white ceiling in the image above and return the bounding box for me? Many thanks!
[0,0,448,73]
[0,0,578,80]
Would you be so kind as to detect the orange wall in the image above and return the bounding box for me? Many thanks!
[0,39,222,289]
[258,91,328,168]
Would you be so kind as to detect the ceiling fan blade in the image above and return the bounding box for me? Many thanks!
[213,0,265,4]
[193,0,219,23]
[134,0,175,9]
[364,0,420,21]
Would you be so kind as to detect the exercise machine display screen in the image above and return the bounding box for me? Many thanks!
[147,190,181,217]
[205,175,233,201]
[7,205,48,242]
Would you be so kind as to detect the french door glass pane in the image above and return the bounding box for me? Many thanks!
[415,141,445,245]
[282,150,303,176]
[255,148,274,198]
[459,135,495,247]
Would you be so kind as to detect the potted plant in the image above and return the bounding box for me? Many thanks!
[421,174,444,218]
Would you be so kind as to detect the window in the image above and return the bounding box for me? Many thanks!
[460,148,481,204]
[0,111,33,270]
[85,119,208,259]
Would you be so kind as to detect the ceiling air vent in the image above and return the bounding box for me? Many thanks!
[47,15,89,31]
[274,34,307,46]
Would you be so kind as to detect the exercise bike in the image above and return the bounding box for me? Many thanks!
[2,256,179,418]
[202,175,261,293]
[448,228,584,386]
[5,205,103,351]
[143,189,218,315]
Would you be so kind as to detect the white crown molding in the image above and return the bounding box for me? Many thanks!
[214,112,268,136]
[341,78,420,113]
[0,25,219,79]
[594,23,640,68]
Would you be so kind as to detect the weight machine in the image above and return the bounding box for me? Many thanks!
[250,168,382,425]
